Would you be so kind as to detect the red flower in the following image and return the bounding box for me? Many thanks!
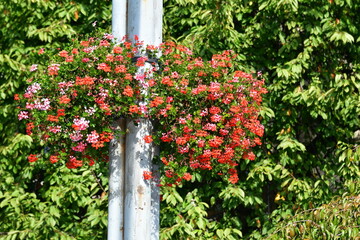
[122,85,134,97]
[59,50,68,57]
[144,135,153,143]
[129,105,140,114]
[182,173,192,181]
[143,171,153,180]
[149,96,164,107]
[80,41,90,47]
[165,170,174,178]
[229,173,239,184]
[59,95,71,104]
[66,156,83,169]
[71,48,79,54]
[242,151,256,161]
[49,155,59,164]
[208,136,224,148]
[212,72,221,78]
[28,154,38,163]
[97,63,111,72]
[161,157,169,165]
[161,76,174,86]
[230,105,241,113]
[196,130,208,137]
[113,46,123,54]
[176,137,188,146]
[92,142,105,149]
[124,73,133,80]
[100,132,113,142]
[26,122,34,135]
[57,109,65,116]
[47,115,59,122]
[65,55,73,62]
[160,134,172,142]
[148,79,156,87]
[209,106,221,114]
[115,65,127,73]
[38,48,45,55]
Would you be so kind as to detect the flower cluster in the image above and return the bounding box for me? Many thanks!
[16,32,266,184]
[149,43,267,184]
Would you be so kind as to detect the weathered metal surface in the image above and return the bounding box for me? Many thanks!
[108,118,126,240]
[110,0,162,239]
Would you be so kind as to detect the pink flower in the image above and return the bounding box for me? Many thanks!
[99,40,110,46]
[103,33,114,40]
[82,46,97,53]
[72,142,87,152]
[30,64,38,72]
[166,96,173,103]
[49,126,62,133]
[70,131,83,142]
[178,118,186,124]
[25,102,35,109]
[86,130,99,143]
[171,71,179,78]
[34,98,50,110]
[197,139,205,148]
[210,114,222,122]
[48,64,60,76]
[18,111,29,120]
[203,123,217,131]
[178,145,189,153]
[97,63,111,72]
[200,109,208,116]
[26,83,41,95]
[72,117,89,131]
[209,82,221,92]
[85,107,96,115]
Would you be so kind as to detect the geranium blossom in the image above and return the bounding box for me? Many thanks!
[72,142,87,152]
[86,130,100,143]
[17,33,266,184]
[18,111,29,120]
[28,154,38,163]
[69,131,83,142]
[30,64,38,72]
[48,64,60,75]
[34,98,51,110]
[49,126,62,133]
[72,117,90,131]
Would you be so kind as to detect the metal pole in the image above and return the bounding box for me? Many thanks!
[108,119,126,240]
[124,0,162,239]
[112,0,127,41]
[108,1,127,239]
[151,1,163,239]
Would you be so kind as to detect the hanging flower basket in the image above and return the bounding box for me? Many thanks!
[16,31,267,184]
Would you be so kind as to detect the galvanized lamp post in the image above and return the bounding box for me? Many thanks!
[108,0,162,239]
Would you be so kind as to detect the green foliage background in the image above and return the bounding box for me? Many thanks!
[0,1,111,239]
[1,0,359,239]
